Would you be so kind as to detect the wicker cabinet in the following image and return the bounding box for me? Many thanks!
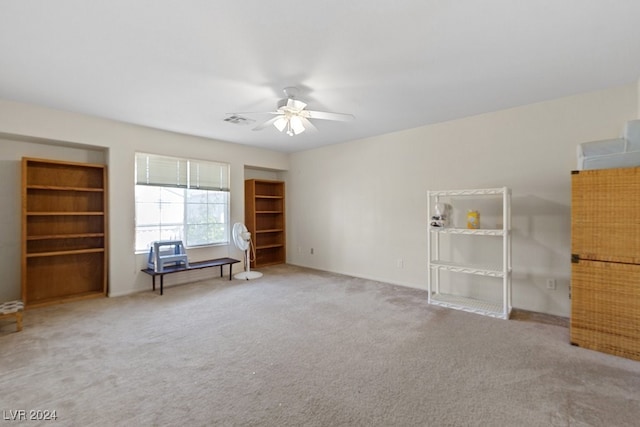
[244,179,285,268]
[571,167,640,360]
[427,187,512,319]
[21,158,108,307]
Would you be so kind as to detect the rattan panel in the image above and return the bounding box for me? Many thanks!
[572,167,640,265]
[571,259,640,361]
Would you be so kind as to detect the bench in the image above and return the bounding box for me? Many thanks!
[141,257,241,295]
[0,300,24,332]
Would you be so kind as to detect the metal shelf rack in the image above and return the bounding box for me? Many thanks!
[427,187,512,319]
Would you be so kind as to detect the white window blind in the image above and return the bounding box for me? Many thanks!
[189,160,230,191]
[135,153,229,191]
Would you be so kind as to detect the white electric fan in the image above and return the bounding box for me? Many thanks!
[232,222,263,280]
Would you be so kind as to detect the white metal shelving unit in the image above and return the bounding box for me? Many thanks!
[427,187,512,319]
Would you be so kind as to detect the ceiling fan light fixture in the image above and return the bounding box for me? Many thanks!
[290,116,305,135]
[273,117,288,132]
[273,115,306,136]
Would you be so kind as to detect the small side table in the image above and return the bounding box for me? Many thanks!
[0,300,24,332]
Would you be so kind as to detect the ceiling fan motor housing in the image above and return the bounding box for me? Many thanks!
[277,98,289,110]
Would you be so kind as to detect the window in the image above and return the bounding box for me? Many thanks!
[134,153,230,252]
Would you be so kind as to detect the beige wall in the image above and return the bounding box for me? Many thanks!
[638,77,640,117]
[2,82,638,316]
[0,99,289,300]
[285,83,639,317]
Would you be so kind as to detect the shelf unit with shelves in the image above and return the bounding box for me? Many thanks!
[427,187,511,319]
[244,179,286,267]
[22,158,108,307]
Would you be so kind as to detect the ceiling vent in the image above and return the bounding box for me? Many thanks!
[224,115,255,125]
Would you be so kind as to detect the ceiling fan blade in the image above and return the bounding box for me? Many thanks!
[252,116,282,131]
[231,111,281,116]
[305,110,355,121]
[299,116,318,133]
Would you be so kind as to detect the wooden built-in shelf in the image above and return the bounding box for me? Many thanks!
[245,179,286,268]
[25,291,106,309]
[26,248,106,258]
[256,243,284,250]
[27,212,105,216]
[28,233,105,240]
[27,185,104,192]
[22,157,108,308]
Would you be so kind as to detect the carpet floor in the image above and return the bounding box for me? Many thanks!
[1,264,639,426]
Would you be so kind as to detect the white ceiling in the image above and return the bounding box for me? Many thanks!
[1,1,640,153]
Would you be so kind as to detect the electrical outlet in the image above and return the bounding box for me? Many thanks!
[310,248,314,255]
[396,259,404,268]
[546,278,557,290]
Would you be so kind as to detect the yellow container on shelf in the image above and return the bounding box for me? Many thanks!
[467,210,480,229]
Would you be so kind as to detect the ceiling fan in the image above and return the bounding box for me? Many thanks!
[236,87,355,136]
